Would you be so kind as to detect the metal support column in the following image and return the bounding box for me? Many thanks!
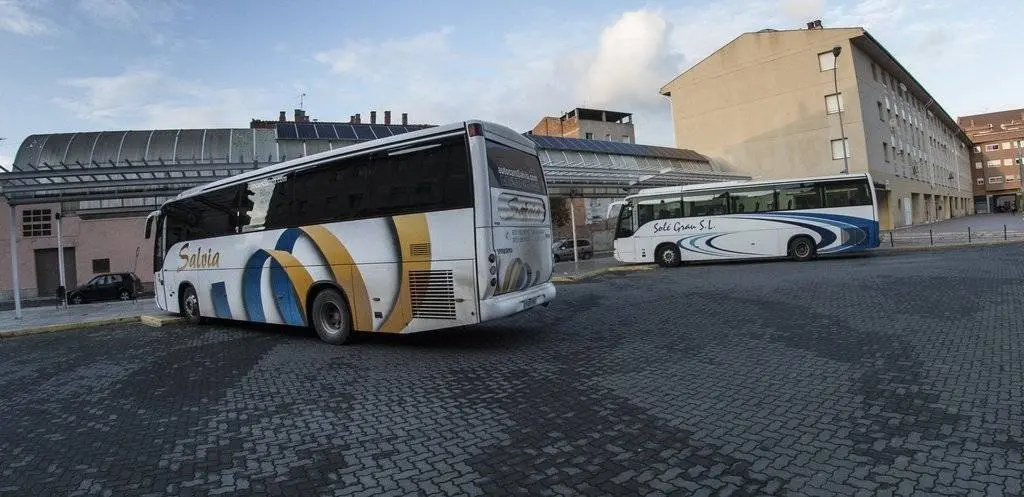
[9,205,21,319]
[56,212,66,308]
[568,195,579,272]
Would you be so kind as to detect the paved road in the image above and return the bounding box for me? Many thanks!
[1,246,1022,496]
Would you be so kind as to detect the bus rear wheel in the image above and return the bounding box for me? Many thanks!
[656,243,682,268]
[788,236,817,262]
[311,288,353,345]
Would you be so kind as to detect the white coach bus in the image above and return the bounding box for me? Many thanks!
[610,173,880,267]
[144,120,555,344]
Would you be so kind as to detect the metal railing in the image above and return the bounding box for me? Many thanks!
[880,225,1024,247]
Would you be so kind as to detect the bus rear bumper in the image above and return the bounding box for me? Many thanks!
[479,282,556,322]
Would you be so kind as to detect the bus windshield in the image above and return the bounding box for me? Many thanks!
[486,140,547,195]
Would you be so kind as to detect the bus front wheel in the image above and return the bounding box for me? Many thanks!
[788,236,817,262]
[656,243,682,268]
[311,288,353,345]
[180,284,204,325]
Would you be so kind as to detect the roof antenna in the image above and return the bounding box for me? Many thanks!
[298,93,307,110]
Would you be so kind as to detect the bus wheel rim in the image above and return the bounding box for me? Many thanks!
[185,294,198,317]
[321,302,343,333]
[797,243,810,257]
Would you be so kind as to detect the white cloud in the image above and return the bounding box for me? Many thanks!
[0,153,12,172]
[76,0,141,28]
[54,68,269,130]
[0,0,53,35]
[581,10,677,112]
[311,11,687,145]
[313,27,454,82]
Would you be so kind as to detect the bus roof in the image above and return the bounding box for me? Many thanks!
[165,119,530,205]
[629,172,872,200]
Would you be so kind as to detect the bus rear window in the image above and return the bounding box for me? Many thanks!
[486,140,547,195]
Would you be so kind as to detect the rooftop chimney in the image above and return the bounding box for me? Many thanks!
[294,109,306,122]
[355,113,361,124]
[278,111,286,122]
[370,111,377,124]
[806,19,823,29]
[401,113,408,125]
[384,110,391,125]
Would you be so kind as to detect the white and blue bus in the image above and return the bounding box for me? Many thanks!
[144,120,556,344]
[610,173,880,267]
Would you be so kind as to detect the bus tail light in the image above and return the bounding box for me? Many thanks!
[467,123,483,137]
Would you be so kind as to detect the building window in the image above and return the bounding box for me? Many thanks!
[986,143,1000,151]
[1004,159,1014,166]
[21,209,52,237]
[1003,142,1012,150]
[877,101,884,122]
[883,142,890,162]
[622,135,630,143]
[584,132,593,140]
[871,63,878,81]
[825,93,844,114]
[831,138,850,159]
[818,51,836,71]
[977,178,985,185]
[989,176,1004,184]
[605,133,612,141]
[987,160,1001,167]
[92,258,111,274]
[974,162,982,169]
[1007,175,1016,181]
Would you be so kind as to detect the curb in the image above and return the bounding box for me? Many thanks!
[141,314,184,327]
[0,316,141,339]
[552,264,656,283]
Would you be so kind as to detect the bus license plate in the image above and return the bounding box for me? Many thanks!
[521,296,538,309]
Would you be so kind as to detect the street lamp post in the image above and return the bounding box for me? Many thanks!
[832,45,849,174]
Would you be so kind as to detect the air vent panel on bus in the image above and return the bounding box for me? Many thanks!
[410,243,431,257]
[409,270,456,320]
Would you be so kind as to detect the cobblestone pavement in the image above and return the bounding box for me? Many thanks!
[1,246,1022,496]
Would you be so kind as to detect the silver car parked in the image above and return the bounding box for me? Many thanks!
[552,238,593,262]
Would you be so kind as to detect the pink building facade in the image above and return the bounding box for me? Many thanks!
[0,199,153,301]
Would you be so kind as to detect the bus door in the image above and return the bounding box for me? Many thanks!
[144,210,169,310]
[610,201,637,262]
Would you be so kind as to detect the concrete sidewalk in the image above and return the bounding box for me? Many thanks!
[0,299,170,337]
[883,213,1024,247]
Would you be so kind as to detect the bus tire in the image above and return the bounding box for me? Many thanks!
[788,236,817,262]
[310,288,353,345]
[180,284,204,325]
[656,243,682,268]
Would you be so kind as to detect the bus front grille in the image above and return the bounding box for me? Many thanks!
[409,270,456,320]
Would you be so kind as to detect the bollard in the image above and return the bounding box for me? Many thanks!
[930,229,933,246]
[968,226,972,243]
[1005,224,1008,241]
[890,230,895,247]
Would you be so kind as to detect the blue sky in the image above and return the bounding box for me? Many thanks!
[1,0,1021,170]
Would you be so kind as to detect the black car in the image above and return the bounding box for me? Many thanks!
[67,272,145,304]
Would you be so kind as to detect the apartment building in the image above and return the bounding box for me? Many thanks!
[530,108,635,143]
[659,22,973,230]
[957,109,1024,213]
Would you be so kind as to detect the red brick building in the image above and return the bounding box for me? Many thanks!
[958,109,1024,213]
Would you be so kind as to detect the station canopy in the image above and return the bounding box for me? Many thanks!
[0,124,747,210]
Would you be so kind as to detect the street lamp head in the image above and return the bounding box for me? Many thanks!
[832,46,842,57]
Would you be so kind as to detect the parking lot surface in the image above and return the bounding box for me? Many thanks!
[1,246,1022,496]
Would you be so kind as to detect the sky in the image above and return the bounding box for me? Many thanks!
[0,0,1021,171]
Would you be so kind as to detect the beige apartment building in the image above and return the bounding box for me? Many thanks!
[957,109,1024,213]
[660,23,973,230]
